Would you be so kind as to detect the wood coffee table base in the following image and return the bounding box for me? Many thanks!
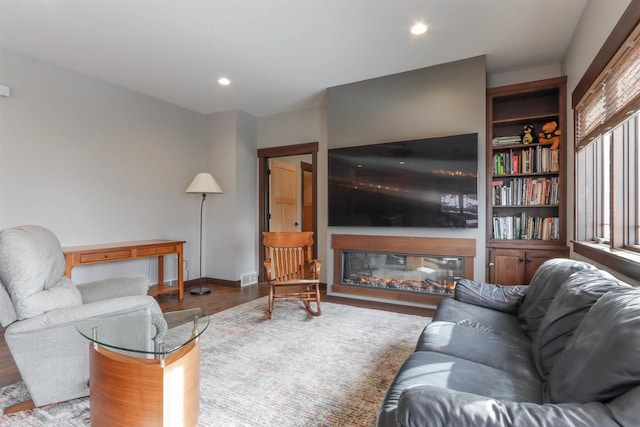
[89,340,200,427]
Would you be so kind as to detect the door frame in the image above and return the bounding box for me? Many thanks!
[257,142,318,282]
[300,161,313,233]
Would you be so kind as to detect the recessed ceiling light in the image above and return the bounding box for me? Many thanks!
[411,22,427,35]
[218,77,231,86]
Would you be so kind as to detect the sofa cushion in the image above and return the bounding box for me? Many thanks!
[547,287,640,403]
[534,269,624,378]
[378,350,543,427]
[454,279,528,315]
[518,259,597,340]
[415,321,539,382]
[0,226,82,319]
[434,297,529,343]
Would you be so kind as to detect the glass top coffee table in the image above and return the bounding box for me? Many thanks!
[77,309,209,357]
[76,309,209,427]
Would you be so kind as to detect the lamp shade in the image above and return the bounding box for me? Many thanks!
[186,173,223,194]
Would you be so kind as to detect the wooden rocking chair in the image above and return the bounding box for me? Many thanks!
[262,231,322,316]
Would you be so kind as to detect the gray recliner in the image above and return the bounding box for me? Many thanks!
[0,225,163,411]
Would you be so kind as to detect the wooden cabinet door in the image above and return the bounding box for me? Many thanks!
[524,249,570,283]
[489,249,526,285]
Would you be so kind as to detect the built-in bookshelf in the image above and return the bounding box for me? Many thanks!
[486,77,569,285]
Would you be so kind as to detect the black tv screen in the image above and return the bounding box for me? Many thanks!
[328,133,478,228]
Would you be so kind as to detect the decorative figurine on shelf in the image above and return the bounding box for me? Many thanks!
[539,121,561,149]
[521,124,535,144]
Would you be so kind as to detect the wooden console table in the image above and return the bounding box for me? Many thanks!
[63,240,186,300]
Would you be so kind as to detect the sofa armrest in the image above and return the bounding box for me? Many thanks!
[396,385,620,427]
[76,275,149,304]
[5,295,160,335]
[454,279,527,315]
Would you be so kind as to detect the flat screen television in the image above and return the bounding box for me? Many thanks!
[328,133,478,228]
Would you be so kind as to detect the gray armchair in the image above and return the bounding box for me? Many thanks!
[0,225,163,412]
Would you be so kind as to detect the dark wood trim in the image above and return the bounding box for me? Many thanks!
[257,142,319,158]
[185,277,241,288]
[572,0,640,108]
[300,162,312,171]
[487,76,567,97]
[573,241,640,282]
[257,142,319,282]
[258,155,269,281]
[487,240,570,250]
[332,234,476,256]
[300,161,314,234]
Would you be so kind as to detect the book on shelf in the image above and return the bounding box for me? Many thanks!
[550,149,559,172]
[492,213,559,240]
[493,145,560,175]
[491,176,559,206]
[492,136,522,146]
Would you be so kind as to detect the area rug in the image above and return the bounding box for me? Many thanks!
[0,298,430,426]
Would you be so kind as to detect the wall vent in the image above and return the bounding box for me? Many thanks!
[241,272,258,286]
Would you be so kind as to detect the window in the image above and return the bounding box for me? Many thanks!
[576,112,639,247]
[573,18,640,281]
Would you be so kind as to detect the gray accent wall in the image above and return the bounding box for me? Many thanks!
[326,55,487,293]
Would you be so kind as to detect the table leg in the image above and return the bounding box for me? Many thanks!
[64,254,73,278]
[177,243,184,300]
[158,255,165,288]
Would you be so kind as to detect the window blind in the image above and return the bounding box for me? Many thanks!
[575,22,640,149]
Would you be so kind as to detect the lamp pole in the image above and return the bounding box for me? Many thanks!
[191,192,210,295]
[185,172,223,296]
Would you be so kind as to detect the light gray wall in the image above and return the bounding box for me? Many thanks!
[0,46,208,285]
[562,0,637,285]
[234,110,258,280]
[257,107,324,150]
[203,111,235,281]
[326,56,487,298]
[205,109,258,282]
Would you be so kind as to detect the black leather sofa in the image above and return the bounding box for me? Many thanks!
[377,258,640,427]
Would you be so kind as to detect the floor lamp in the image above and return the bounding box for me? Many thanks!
[186,172,223,295]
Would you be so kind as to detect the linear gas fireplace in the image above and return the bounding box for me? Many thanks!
[342,252,462,295]
[332,235,476,306]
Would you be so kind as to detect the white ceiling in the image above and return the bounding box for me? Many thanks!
[0,0,588,117]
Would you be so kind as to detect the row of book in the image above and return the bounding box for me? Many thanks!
[492,214,560,240]
[493,145,559,175]
[492,176,559,206]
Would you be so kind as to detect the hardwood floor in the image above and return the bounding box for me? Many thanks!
[0,281,434,389]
